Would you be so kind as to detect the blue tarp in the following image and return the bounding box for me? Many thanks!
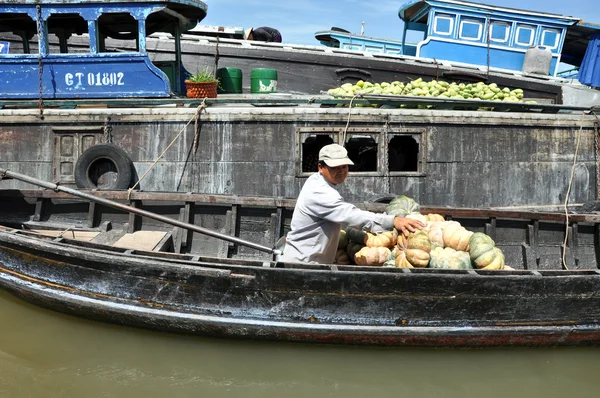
[578,32,600,87]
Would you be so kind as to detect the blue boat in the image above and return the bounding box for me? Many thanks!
[0,0,207,99]
[398,0,600,80]
[315,27,418,56]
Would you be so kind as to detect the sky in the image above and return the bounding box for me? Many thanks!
[201,0,600,46]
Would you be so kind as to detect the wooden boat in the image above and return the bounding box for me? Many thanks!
[2,170,600,347]
[1,0,600,347]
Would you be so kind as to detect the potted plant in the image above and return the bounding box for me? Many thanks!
[185,67,219,98]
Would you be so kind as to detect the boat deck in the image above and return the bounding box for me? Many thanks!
[0,94,593,114]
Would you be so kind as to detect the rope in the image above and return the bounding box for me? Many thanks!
[57,227,74,239]
[432,58,440,80]
[103,117,113,144]
[193,98,208,153]
[341,95,359,145]
[561,112,586,269]
[127,101,207,199]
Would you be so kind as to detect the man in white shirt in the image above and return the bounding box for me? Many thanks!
[281,144,424,264]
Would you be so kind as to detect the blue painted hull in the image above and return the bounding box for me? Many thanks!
[0,53,170,99]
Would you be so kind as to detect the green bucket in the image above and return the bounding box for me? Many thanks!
[250,68,278,93]
[216,67,243,94]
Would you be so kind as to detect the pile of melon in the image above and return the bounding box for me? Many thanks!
[335,195,510,270]
[327,78,535,105]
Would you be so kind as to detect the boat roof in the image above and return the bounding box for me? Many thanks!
[398,0,580,23]
[315,29,408,46]
[3,0,207,7]
[185,24,244,39]
[0,0,208,37]
[398,0,600,67]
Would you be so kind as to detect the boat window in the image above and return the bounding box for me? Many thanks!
[345,136,378,172]
[433,14,454,36]
[459,18,483,41]
[389,135,419,172]
[540,28,560,50]
[301,134,335,172]
[47,13,89,54]
[98,12,139,52]
[296,128,424,176]
[489,21,510,44]
[515,25,535,47]
[0,12,37,54]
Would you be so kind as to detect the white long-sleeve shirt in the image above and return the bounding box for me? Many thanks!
[281,173,395,264]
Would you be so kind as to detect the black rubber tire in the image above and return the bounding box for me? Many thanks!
[74,144,133,190]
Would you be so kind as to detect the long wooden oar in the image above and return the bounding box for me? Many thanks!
[0,168,279,255]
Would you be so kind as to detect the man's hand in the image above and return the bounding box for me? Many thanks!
[393,216,426,236]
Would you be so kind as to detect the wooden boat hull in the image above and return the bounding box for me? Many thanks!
[1,190,600,347]
[2,229,600,347]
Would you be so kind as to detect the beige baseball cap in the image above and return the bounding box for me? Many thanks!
[244,27,253,40]
[318,144,354,167]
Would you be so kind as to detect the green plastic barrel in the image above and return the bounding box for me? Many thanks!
[216,67,243,94]
[250,68,278,93]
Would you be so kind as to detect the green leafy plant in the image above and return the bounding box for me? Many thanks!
[187,67,218,83]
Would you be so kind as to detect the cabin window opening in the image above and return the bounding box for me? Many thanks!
[301,135,334,172]
[0,13,36,54]
[515,25,535,47]
[541,29,560,50]
[46,13,89,54]
[489,21,510,44]
[389,135,419,172]
[344,136,378,172]
[459,19,483,41]
[433,14,454,36]
[98,12,138,53]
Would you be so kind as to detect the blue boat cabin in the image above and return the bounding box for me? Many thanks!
[315,28,417,56]
[0,0,207,99]
[398,0,585,76]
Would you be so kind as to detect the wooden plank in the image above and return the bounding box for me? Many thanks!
[154,231,173,252]
[28,229,99,241]
[484,217,497,239]
[33,198,46,222]
[522,222,539,270]
[182,201,193,248]
[87,201,98,228]
[128,200,142,233]
[595,224,600,269]
[271,207,284,248]
[572,223,580,265]
[112,231,168,251]
[172,207,185,254]
[561,226,576,270]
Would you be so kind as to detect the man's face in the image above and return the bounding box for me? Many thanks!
[319,163,349,185]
